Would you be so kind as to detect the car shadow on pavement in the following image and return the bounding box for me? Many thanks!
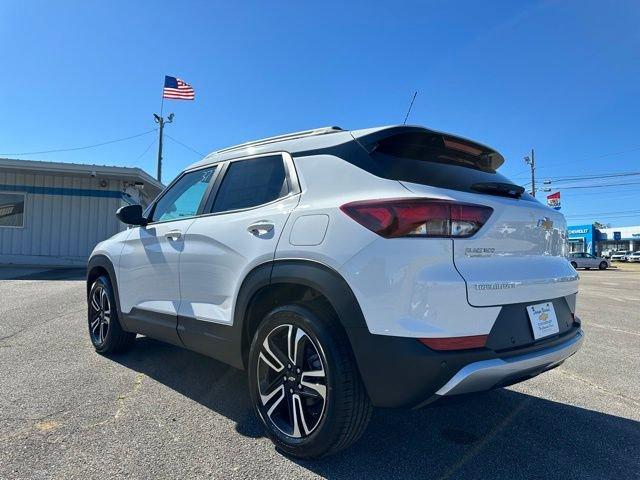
[110,337,639,480]
[0,267,85,281]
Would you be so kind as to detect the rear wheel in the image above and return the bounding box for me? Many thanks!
[248,303,372,458]
[599,261,608,270]
[570,261,578,269]
[88,275,135,354]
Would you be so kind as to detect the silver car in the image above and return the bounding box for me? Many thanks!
[569,252,610,270]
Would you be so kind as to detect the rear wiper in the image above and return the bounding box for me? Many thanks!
[471,182,525,199]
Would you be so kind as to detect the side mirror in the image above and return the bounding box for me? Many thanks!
[116,204,148,226]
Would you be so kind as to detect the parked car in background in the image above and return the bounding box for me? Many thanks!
[601,249,614,259]
[568,252,610,270]
[626,251,640,263]
[611,250,630,262]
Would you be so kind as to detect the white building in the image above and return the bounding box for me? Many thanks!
[0,158,163,266]
[597,225,640,253]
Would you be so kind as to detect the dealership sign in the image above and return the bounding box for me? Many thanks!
[546,191,561,210]
[569,228,589,235]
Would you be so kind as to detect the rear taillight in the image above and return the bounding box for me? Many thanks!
[340,199,492,239]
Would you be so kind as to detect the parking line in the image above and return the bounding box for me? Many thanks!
[588,322,640,337]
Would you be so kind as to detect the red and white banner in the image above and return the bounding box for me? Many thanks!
[547,191,561,210]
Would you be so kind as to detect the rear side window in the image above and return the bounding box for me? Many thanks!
[371,132,534,201]
[212,155,288,213]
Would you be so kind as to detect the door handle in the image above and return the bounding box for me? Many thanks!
[247,221,274,237]
[164,230,182,241]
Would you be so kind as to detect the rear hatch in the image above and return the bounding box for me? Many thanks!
[356,126,578,307]
[402,183,577,306]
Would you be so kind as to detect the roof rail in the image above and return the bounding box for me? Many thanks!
[213,126,344,155]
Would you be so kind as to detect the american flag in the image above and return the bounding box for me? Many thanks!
[163,75,195,100]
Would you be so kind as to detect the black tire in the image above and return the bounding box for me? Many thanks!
[599,261,608,270]
[88,275,135,354]
[248,303,372,458]
[570,261,578,269]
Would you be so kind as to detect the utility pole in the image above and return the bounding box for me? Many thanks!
[153,113,174,184]
[524,149,536,197]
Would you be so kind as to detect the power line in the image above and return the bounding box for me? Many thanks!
[135,138,158,160]
[562,189,640,198]
[564,209,640,217]
[521,171,640,187]
[565,212,640,219]
[566,210,640,217]
[164,133,205,157]
[556,181,640,190]
[537,145,640,171]
[543,172,640,183]
[0,129,157,156]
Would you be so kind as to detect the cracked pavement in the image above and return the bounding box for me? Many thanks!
[0,266,638,479]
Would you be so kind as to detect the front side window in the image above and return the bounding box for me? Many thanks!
[152,167,215,223]
[0,193,25,227]
[212,155,288,213]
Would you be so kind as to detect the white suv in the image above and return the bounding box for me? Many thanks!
[87,125,583,458]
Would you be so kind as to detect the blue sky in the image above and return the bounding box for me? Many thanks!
[1,0,639,226]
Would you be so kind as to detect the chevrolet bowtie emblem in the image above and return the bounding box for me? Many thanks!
[537,217,553,231]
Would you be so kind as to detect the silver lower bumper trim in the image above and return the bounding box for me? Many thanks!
[435,330,584,396]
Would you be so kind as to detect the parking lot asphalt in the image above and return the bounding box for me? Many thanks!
[0,265,638,479]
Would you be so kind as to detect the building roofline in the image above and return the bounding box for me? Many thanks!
[0,158,164,189]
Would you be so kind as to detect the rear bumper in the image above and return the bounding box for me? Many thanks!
[434,329,583,396]
[347,323,583,408]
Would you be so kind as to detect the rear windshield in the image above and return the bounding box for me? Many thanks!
[371,133,534,201]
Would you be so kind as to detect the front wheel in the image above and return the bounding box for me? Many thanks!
[599,261,608,270]
[570,261,578,269]
[248,303,372,458]
[88,275,135,354]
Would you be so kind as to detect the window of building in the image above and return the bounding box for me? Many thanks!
[0,192,25,227]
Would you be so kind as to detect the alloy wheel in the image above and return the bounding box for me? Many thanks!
[89,284,111,346]
[256,324,327,439]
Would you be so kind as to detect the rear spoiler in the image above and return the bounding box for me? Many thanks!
[351,126,505,172]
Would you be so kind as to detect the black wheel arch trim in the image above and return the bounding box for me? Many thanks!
[235,259,384,399]
[234,259,371,356]
[268,259,368,330]
[86,254,130,331]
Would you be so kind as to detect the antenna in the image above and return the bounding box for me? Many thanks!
[403,91,418,125]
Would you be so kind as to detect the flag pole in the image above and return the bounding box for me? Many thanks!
[160,77,165,117]
[154,75,183,183]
